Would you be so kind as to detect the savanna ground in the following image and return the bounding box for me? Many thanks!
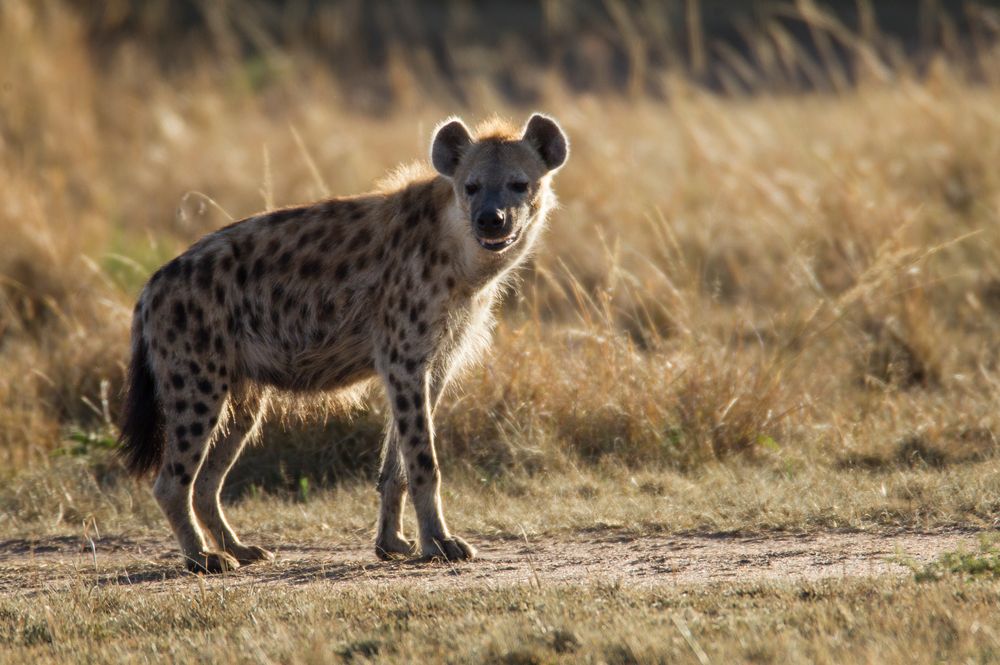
[3,0,1000,662]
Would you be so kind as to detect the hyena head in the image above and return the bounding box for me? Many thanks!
[431,113,568,253]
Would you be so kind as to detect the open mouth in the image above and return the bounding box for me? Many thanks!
[477,229,520,252]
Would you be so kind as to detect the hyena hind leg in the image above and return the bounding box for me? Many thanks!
[153,388,237,574]
[193,388,274,566]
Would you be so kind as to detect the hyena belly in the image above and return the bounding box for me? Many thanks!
[235,272,383,393]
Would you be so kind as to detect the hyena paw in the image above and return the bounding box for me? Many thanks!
[422,535,477,562]
[226,543,274,565]
[375,532,417,560]
[185,551,240,574]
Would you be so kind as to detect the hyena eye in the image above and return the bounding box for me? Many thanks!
[509,181,529,194]
[464,182,480,196]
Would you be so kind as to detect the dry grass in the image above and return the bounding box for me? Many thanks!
[2,572,1000,663]
[2,0,1000,661]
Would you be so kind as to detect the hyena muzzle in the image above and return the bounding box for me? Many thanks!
[117,114,568,573]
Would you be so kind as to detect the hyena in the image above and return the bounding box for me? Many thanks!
[118,114,568,572]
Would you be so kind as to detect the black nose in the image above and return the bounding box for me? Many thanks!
[475,209,506,236]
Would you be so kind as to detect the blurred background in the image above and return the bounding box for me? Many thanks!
[2,0,1000,514]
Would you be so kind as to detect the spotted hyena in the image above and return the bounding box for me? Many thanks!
[117,114,568,572]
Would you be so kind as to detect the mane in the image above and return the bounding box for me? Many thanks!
[375,160,435,193]
[473,116,520,142]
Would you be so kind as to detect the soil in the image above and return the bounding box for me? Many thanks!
[0,528,981,596]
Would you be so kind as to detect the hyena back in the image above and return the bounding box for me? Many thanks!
[118,114,568,573]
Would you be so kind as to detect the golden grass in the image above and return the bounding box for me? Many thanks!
[3,1,1000,662]
[2,573,1000,663]
[0,0,998,497]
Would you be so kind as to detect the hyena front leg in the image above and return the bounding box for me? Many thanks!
[374,428,417,560]
[376,366,456,559]
[153,381,237,573]
[193,388,274,565]
[381,363,475,561]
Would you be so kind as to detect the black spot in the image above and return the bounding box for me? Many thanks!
[178,439,190,452]
[236,265,247,286]
[214,284,226,305]
[189,422,204,437]
[180,474,192,486]
[408,435,420,448]
[390,348,399,364]
[390,227,403,248]
[193,402,209,415]
[209,417,217,427]
[197,379,213,394]
[396,394,409,411]
[446,276,456,290]
[214,335,225,353]
[417,321,428,335]
[296,230,315,249]
[416,451,434,471]
[409,307,418,323]
[277,250,293,271]
[171,301,187,331]
[194,327,211,353]
[414,474,425,486]
[175,425,188,439]
[170,374,185,389]
[398,419,409,436]
[190,302,204,325]
[207,361,216,373]
[268,208,298,226]
[195,254,215,290]
[175,400,188,412]
[189,361,201,375]
[271,284,285,304]
[348,228,371,251]
[299,259,322,278]
[414,413,424,431]
[219,366,228,377]
[220,255,233,272]
[334,262,349,280]
[405,359,418,374]
[163,257,182,279]
[252,257,268,280]
[412,392,422,408]
[172,462,186,476]
[151,293,164,311]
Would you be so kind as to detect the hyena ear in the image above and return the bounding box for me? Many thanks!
[431,118,473,178]
[522,113,568,172]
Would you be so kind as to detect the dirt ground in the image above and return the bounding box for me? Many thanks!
[0,528,980,596]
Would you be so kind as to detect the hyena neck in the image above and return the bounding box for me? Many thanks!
[437,178,552,296]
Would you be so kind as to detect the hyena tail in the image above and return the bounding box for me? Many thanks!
[117,308,164,476]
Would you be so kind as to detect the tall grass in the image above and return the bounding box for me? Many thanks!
[1,0,999,491]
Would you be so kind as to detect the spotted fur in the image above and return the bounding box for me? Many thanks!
[118,114,568,572]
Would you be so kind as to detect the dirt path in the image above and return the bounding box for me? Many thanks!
[0,529,979,596]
